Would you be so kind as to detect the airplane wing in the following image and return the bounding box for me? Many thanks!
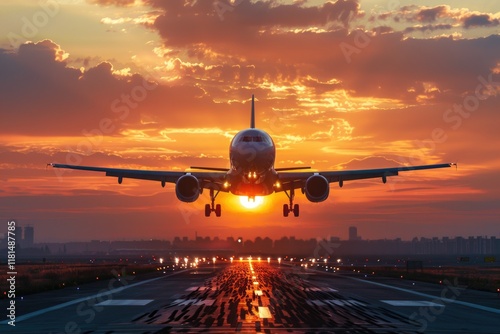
[276,163,456,191]
[48,163,229,190]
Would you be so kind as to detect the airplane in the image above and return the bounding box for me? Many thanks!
[49,95,456,217]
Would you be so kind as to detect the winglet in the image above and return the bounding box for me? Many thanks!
[250,94,255,128]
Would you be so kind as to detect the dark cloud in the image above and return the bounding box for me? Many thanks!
[403,23,453,33]
[462,14,500,29]
[415,5,448,22]
[0,40,257,136]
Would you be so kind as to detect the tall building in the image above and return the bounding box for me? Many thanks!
[348,226,360,241]
[24,226,34,247]
[15,225,23,246]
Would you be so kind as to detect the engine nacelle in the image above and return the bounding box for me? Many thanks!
[305,174,329,202]
[175,174,200,203]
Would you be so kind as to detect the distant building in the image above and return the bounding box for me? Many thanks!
[24,226,34,247]
[15,225,23,247]
[349,226,361,241]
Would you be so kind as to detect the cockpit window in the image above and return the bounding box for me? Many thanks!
[240,136,264,142]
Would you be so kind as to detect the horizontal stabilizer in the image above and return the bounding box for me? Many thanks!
[190,166,230,172]
[275,167,311,171]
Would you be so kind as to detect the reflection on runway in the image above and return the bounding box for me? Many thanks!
[134,261,417,332]
[3,259,499,333]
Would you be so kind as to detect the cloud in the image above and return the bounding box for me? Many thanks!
[403,23,453,34]
[0,40,257,137]
[87,0,137,6]
[1,1,499,241]
[415,5,449,23]
[462,13,500,29]
[334,156,406,170]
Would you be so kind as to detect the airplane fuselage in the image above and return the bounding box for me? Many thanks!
[228,128,278,197]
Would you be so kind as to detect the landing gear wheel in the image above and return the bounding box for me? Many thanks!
[205,204,211,217]
[205,188,222,217]
[283,184,299,217]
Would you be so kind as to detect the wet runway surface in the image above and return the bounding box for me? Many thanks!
[133,262,417,332]
[1,261,499,333]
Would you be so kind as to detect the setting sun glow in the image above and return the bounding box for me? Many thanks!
[239,196,264,209]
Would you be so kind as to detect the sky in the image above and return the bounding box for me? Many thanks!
[0,0,499,243]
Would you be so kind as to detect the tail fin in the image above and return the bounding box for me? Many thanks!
[250,94,255,128]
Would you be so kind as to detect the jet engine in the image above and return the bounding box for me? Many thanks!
[305,174,329,202]
[175,174,200,202]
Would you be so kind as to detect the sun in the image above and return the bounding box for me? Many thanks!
[239,196,264,209]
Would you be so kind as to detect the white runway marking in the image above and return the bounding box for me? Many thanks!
[381,300,445,307]
[307,287,338,292]
[185,286,208,291]
[307,299,366,307]
[0,270,190,324]
[96,299,153,306]
[258,306,272,318]
[347,276,500,314]
[172,298,215,306]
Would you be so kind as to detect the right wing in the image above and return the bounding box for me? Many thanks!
[276,163,456,191]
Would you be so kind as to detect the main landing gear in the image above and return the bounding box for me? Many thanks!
[205,188,221,217]
[283,187,300,217]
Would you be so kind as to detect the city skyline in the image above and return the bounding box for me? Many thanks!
[2,224,498,246]
[3,229,498,257]
[1,1,499,242]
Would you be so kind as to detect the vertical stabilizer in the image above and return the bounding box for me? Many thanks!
[250,94,255,128]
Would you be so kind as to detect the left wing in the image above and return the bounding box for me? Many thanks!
[277,163,456,191]
[49,163,228,190]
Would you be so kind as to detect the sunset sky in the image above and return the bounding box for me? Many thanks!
[1,0,499,243]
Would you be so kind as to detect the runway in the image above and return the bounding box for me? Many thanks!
[1,261,499,333]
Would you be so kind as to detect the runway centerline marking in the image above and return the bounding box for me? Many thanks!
[258,306,272,319]
[346,276,500,314]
